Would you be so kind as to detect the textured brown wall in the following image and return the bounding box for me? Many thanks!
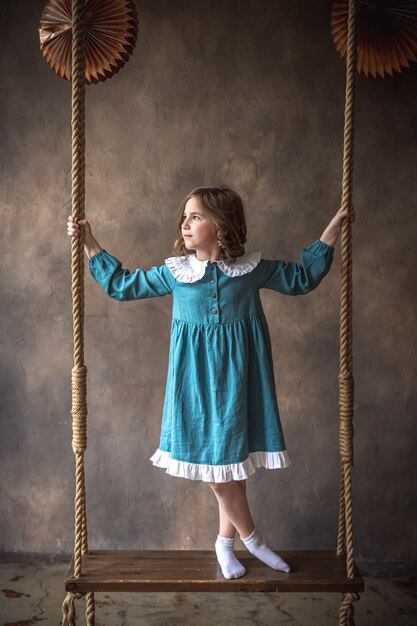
[1,0,416,561]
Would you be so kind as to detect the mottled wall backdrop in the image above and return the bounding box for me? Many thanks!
[1,0,416,560]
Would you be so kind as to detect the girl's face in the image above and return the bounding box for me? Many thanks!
[181,196,218,252]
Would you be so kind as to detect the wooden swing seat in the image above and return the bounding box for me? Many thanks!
[65,549,365,593]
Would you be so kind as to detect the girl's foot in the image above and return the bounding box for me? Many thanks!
[241,527,291,573]
[215,534,246,579]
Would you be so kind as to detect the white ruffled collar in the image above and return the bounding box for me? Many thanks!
[165,250,261,283]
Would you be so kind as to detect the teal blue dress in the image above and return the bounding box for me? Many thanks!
[88,239,334,482]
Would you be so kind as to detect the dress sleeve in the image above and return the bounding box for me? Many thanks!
[88,248,175,300]
[257,239,334,295]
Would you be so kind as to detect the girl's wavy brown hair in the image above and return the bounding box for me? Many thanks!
[170,185,247,264]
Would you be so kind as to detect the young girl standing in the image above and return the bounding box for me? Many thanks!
[67,185,354,580]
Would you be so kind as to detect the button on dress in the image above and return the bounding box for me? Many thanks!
[88,239,334,482]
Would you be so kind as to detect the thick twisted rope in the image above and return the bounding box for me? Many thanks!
[339,591,361,625]
[61,0,95,624]
[336,0,358,583]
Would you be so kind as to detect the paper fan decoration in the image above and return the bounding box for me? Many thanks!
[331,0,417,78]
[39,0,139,84]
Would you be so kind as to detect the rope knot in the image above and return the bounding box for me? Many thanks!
[71,364,88,453]
[338,372,355,465]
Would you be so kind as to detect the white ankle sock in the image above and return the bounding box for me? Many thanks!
[215,534,246,580]
[241,527,291,573]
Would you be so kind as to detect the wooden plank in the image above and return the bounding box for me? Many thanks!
[65,550,365,593]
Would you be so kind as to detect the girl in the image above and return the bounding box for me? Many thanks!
[67,185,355,580]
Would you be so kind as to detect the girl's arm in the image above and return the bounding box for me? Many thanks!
[319,206,356,247]
[88,249,174,300]
[257,207,355,296]
[67,215,174,300]
[258,240,334,295]
[84,235,102,259]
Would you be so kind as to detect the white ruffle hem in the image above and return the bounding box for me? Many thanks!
[149,448,291,482]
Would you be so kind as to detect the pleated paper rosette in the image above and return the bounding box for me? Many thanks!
[331,0,417,78]
[39,0,139,84]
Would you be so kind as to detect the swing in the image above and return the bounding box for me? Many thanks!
[40,1,364,623]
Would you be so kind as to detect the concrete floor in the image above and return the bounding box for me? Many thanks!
[0,554,416,625]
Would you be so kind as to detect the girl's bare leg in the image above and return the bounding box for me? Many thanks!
[208,479,255,539]
[218,479,247,538]
[212,480,248,579]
